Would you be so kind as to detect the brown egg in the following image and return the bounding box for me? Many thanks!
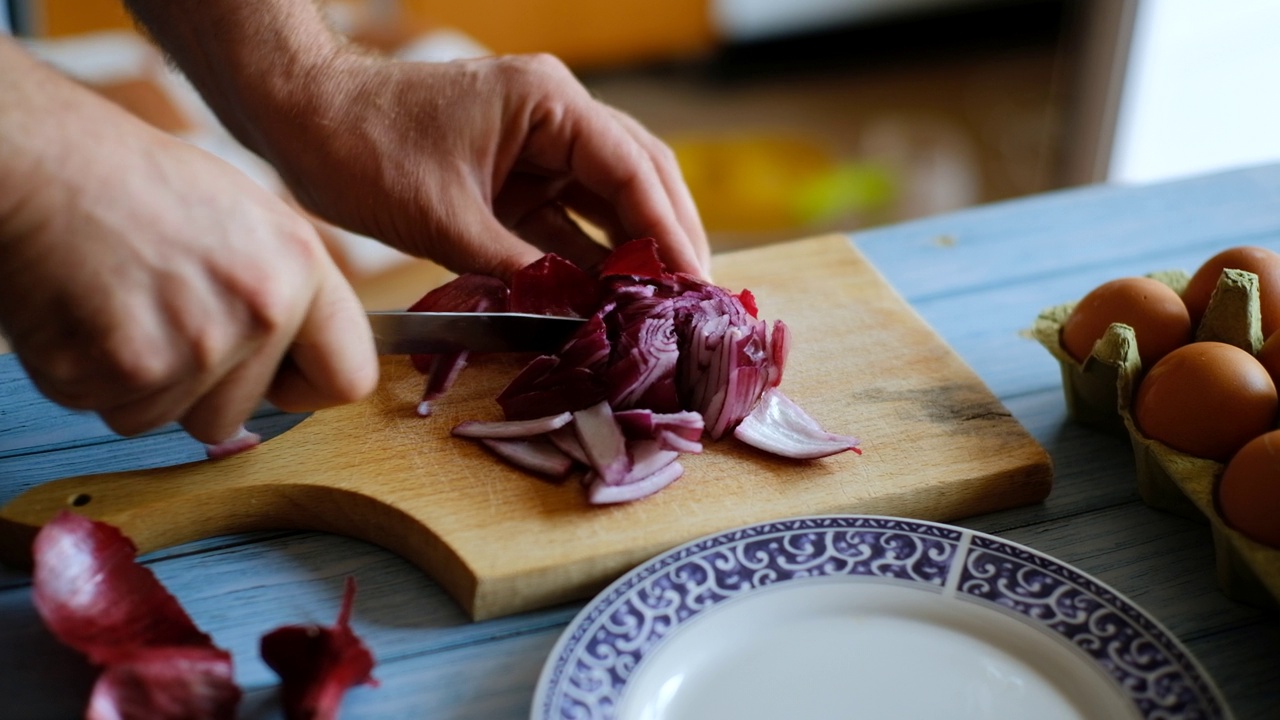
[1183,246,1280,337]
[1219,430,1280,548]
[1134,341,1278,462]
[1061,277,1191,367]
[1258,330,1280,388]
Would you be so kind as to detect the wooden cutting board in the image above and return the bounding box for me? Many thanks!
[0,235,1052,619]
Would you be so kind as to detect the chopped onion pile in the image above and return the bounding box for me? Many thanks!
[31,511,377,720]
[450,401,702,504]
[410,239,860,504]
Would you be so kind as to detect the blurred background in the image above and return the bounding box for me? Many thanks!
[5,0,1280,308]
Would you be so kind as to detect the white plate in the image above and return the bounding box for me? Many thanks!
[531,515,1229,720]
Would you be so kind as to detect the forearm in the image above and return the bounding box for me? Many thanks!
[0,38,57,234]
[0,37,117,246]
[122,0,348,159]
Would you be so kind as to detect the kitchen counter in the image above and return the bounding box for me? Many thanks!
[3,164,1279,718]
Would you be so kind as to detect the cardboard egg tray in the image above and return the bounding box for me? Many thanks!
[1033,269,1280,610]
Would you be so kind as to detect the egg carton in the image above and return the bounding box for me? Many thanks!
[1033,268,1280,610]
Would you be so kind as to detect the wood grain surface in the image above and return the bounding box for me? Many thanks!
[0,235,1051,619]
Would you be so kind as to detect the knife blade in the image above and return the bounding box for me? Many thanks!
[366,311,587,355]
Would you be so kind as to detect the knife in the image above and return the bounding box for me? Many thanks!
[366,311,587,355]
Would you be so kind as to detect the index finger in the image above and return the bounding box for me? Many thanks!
[526,95,709,279]
[606,106,711,276]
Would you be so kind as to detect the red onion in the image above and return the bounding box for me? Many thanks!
[478,438,575,479]
[452,412,573,439]
[572,401,631,485]
[405,274,508,416]
[588,461,684,505]
[32,512,381,720]
[260,578,378,720]
[408,238,859,504]
[32,511,241,719]
[734,388,861,459]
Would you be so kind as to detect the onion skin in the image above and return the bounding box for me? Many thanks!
[260,578,378,720]
[32,511,242,720]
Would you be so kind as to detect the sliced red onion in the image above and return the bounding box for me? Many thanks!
[657,430,703,454]
[614,409,704,442]
[405,274,508,414]
[479,438,575,479]
[588,461,684,505]
[260,578,378,720]
[620,440,680,485]
[509,253,598,317]
[452,412,573,438]
[734,388,861,459]
[547,425,591,466]
[414,239,859,505]
[417,352,469,417]
[572,401,631,485]
[606,316,680,411]
[597,236,666,279]
[767,320,788,388]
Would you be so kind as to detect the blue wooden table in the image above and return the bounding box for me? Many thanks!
[3,165,1280,719]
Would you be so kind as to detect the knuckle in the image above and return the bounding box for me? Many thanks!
[108,349,178,395]
[506,53,572,83]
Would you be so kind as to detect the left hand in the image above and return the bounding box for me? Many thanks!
[246,52,711,282]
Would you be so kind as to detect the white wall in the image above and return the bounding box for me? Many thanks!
[1109,0,1280,183]
[712,0,981,42]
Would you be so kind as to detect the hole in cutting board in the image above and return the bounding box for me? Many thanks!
[69,494,91,507]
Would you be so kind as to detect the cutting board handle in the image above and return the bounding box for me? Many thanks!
[0,407,469,603]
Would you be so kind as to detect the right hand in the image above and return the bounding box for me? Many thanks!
[0,44,378,444]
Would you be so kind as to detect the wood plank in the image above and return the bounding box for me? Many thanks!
[854,165,1280,301]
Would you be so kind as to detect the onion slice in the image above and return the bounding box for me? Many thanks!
[733,388,861,459]
[452,412,573,438]
[478,438,575,479]
[588,461,685,505]
[572,401,631,485]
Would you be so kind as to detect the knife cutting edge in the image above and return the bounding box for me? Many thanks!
[367,311,587,355]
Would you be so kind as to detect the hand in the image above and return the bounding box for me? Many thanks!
[251,52,712,281]
[0,47,378,443]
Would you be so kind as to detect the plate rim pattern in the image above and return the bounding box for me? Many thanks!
[531,514,1228,720]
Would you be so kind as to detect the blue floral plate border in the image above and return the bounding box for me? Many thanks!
[531,515,1229,720]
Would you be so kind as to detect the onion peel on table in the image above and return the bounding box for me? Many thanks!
[31,511,378,720]
[408,238,861,504]
[260,577,378,720]
[31,510,241,719]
